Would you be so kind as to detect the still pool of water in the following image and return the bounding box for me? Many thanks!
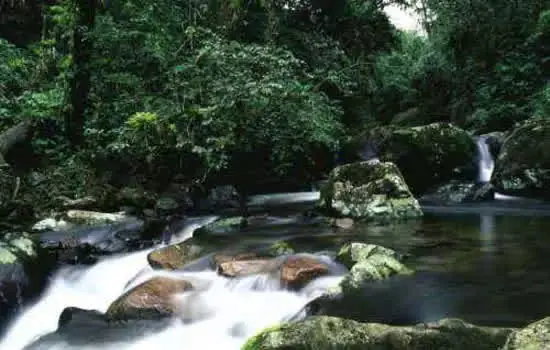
[308,209,550,327]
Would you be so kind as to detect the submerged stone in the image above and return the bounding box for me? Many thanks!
[242,316,513,350]
[319,161,423,221]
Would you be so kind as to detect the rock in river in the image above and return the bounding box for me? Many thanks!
[106,276,193,320]
[502,316,550,350]
[319,161,422,222]
[492,118,550,199]
[241,316,514,350]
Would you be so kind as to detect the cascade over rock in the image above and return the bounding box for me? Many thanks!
[492,118,550,199]
[319,161,422,221]
[242,317,514,350]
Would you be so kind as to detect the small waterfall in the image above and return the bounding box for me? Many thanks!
[476,136,495,183]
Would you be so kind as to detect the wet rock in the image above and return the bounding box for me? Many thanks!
[38,221,147,265]
[242,316,514,350]
[502,316,550,349]
[147,239,213,270]
[319,161,422,222]
[32,217,74,232]
[212,252,260,267]
[218,259,278,277]
[63,210,140,226]
[25,307,172,348]
[0,233,48,325]
[420,181,494,204]
[492,118,550,199]
[106,276,193,320]
[336,242,398,269]
[331,243,413,294]
[193,216,245,237]
[340,255,413,292]
[481,131,507,160]
[280,256,329,290]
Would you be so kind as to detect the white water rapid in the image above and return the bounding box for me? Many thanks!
[0,215,344,350]
[476,136,495,183]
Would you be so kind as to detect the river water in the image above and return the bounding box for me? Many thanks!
[2,193,550,349]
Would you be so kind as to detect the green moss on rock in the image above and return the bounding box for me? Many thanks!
[319,161,422,221]
[242,316,514,350]
[503,316,550,350]
[492,118,550,199]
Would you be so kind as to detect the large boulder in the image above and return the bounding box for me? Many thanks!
[319,161,422,222]
[502,316,550,350]
[0,233,50,327]
[106,276,193,320]
[492,118,550,199]
[365,123,477,195]
[242,317,513,350]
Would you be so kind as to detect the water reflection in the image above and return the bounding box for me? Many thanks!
[479,214,496,253]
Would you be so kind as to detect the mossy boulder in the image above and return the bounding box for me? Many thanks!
[503,316,550,350]
[333,243,413,293]
[336,242,399,269]
[371,123,476,195]
[319,161,422,222]
[492,118,550,199]
[242,317,513,350]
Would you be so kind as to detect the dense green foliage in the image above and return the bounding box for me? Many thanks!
[0,0,549,198]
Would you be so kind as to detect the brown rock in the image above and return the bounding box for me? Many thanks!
[281,256,329,290]
[212,252,260,267]
[147,240,210,270]
[106,276,192,320]
[218,259,278,277]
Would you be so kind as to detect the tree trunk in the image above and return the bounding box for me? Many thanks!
[66,0,97,148]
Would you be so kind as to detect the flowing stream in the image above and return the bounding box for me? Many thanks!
[0,214,345,350]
